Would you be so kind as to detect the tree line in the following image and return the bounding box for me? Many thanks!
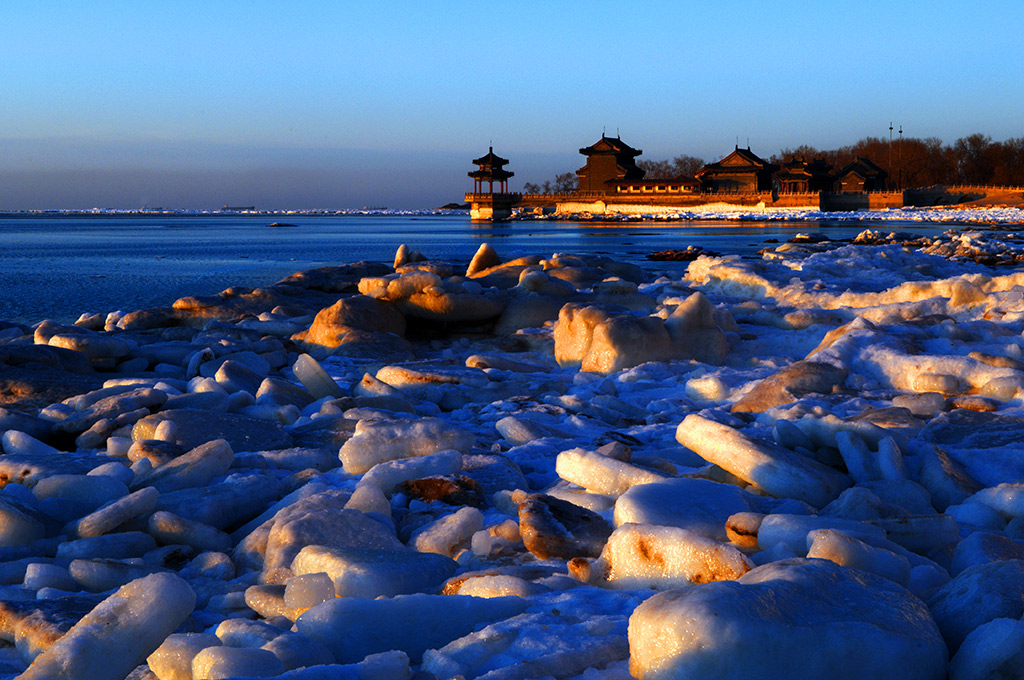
[521,134,1024,193]
[771,134,1024,188]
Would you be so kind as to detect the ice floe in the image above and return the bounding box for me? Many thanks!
[5,217,1024,677]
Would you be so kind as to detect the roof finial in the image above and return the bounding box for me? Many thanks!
[616,127,620,138]
[602,125,606,137]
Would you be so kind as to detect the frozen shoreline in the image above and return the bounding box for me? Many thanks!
[4,210,1024,677]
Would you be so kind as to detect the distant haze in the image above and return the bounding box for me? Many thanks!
[1,1,1021,209]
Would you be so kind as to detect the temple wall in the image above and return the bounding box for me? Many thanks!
[819,192,904,211]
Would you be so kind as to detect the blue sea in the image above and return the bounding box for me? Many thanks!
[0,211,951,324]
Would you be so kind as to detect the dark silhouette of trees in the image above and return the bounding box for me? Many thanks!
[638,154,706,179]
[520,134,1023,193]
[770,134,1023,189]
[554,172,578,192]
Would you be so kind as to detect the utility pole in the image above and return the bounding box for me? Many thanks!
[888,122,894,191]
[898,125,903,191]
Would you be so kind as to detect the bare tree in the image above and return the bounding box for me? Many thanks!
[554,172,578,192]
[637,159,673,178]
[671,154,705,178]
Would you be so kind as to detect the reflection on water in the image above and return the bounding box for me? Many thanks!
[0,213,959,324]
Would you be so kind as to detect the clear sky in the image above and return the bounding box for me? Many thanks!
[1,0,1021,209]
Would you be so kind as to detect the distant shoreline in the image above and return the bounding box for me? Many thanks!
[0,205,1022,225]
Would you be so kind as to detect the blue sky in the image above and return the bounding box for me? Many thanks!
[1,0,1021,209]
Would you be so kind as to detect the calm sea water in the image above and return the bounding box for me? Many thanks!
[0,212,950,324]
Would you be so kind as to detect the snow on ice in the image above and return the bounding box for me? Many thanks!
[4,216,1024,678]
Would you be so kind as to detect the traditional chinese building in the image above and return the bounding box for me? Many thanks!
[575,135,646,192]
[468,147,514,194]
[465,147,517,220]
[696,146,779,193]
[835,157,888,192]
[776,158,835,193]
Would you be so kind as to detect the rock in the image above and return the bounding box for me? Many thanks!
[628,559,947,680]
[291,545,458,598]
[400,475,483,507]
[294,593,527,664]
[676,413,851,508]
[518,493,612,560]
[571,523,753,589]
[19,573,195,680]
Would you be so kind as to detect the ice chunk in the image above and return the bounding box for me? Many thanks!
[20,573,195,680]
[291,545,457,599]
[192,646,284,679]
[628,559,947,680]
[572,523,752,589]
[412,507,484,557]
[758,513,886,556]
[148,633,221,680]
[133,439,234,493]
[949,617,1024,680]
[928,559,1024,653]
[615,477,777,542]
[676,414,851,507]
[555,448,666,497]
[340,418,475,475]
[284,572,335,611]
[65,486,159,539]
[357,450,463,495]
[294,593,528,664]
[806,529,911,585]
